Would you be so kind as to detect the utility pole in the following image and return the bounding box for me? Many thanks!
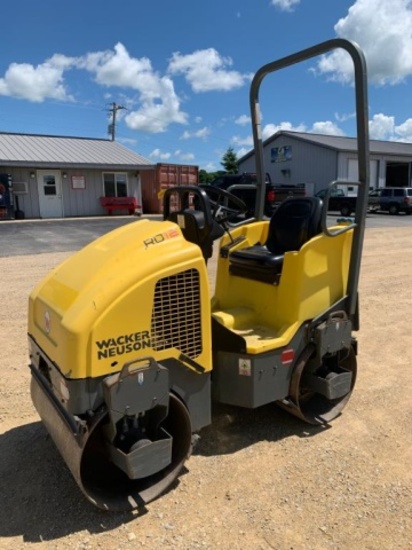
[107,102,126,141]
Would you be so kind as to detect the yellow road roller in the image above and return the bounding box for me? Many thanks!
[28,38,370,511]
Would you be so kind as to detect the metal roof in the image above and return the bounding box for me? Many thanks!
[0,132,154,169]
[238,130,412,162]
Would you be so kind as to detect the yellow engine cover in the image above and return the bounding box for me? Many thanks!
[28,219,212,379]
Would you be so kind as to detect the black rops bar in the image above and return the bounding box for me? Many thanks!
[249,38,370,318]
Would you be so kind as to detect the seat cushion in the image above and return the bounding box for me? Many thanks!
[229,245,284,269]
[229,245,284,284]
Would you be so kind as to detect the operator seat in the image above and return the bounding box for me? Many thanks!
[229,196,323,284]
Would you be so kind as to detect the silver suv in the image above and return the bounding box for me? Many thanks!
[373,187,412,215]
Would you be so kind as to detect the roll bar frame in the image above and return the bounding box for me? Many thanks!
[250,38,370,317]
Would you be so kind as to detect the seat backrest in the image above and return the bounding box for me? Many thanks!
[168,209,223,260]
[168,209,206,244]
[163,186,225,261]
[265,196,323,255]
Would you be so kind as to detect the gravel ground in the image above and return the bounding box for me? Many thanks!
[0,226,411,550]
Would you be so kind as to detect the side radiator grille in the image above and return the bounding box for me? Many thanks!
[151,269,202,359]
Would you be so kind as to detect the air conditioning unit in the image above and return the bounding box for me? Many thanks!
[12,182,29,195]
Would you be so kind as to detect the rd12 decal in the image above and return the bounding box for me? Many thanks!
[144,227,179,249]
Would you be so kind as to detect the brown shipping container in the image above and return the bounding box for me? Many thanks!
[140,163,199,213]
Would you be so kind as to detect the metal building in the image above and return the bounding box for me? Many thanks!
[237,131,412,194]
[0,132,154,219]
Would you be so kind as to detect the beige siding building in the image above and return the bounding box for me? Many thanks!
[0,132,154,219]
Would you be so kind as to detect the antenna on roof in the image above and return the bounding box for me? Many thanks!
[106,102,126,141]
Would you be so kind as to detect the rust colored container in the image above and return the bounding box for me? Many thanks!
[140,163,198,213]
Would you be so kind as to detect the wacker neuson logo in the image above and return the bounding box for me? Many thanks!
[96,331,151,360]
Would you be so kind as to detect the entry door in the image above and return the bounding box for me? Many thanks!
[37,170,64,218]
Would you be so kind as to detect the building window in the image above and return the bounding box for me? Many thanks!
[103,173,128,197]
[43,175,57,196]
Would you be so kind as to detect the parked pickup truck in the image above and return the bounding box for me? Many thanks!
[369,187,412,215]
[208,173,306,218]
[315,188,357,216]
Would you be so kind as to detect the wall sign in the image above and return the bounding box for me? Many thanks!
[71,176,86,190]
[271,146,292,163]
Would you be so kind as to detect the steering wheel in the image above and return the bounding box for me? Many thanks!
[199,185,248,224]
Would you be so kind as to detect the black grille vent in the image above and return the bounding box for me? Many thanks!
[151,269,202,359]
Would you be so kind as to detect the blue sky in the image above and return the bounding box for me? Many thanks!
[1,0,412,171]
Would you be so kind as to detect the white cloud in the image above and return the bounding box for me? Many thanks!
[270,0,301,11]
[369,113,395,140]
[262,121,307,139]
[232,134,254,146]
[177,152,195,161]
[180,127,210,140]
[149,148,172,160]
[80,43,188,133]
[202,162,217,172]
[149,148,195,162]
[262,120,343,137]
[235,114,251,126]
[317,0,412,85]
[81,43,159,94]
[235,147,252,159]
[168,48,249,92]
[0,54,76,102]
[369,113,412,142]
[174,148,195,160]
[335,111,356,123]
[311,121,344,136]
[124,77,188,133]
[117,137,138,145]
[394,118,412,141]
[0,42,188,133]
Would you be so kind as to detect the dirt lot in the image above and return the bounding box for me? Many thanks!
[0,226,411,550]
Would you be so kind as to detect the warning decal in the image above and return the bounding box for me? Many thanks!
[238,358,252,376]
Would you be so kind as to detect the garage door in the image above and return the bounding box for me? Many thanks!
[347,159,378,192]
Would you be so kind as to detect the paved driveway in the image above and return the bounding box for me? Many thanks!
[0,212,409,257]
[0,216,160,257]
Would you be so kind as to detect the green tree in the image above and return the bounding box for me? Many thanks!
[221,147,238,174]
[199,169,224,184]
[199,169,211,184]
